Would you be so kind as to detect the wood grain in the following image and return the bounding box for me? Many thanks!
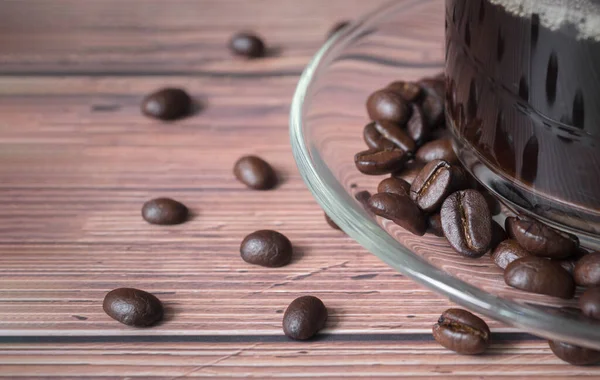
[0,0,598,377]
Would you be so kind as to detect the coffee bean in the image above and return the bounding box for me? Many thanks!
[240,230,293,267]
[355,190,374,216]
[556,248,588,275]
[103,288,163,327]
[283,295,328,340]
[441,190,492,258]
[432,308,491,355]
[406,104,429,146]
[393,160,425,185]
[142,198,189,225]
[580,287,600,320]
[505,215,577,259]
[574,252,600,286]
[366,89,412,125]
[229,32,266,58]
[410,160,466,213]
[504,256,575,299]
[549,340,600,366]
[141,88,192,121]
[481,189,501,216]
[386,80,423,102]
[354,148,407,175]
[233,155,277,190]
[428,213,444,237]
[327,20,350,39]
[363,122,395,150]
[374,121,416,154]
[420,84,445,128]
[324,213,341,230]
[492,239,529,269]
[420,77,445,100]
[415,139,459,164]
[489,220,508,252]
[367,192,427,236]
[377,177,411,196]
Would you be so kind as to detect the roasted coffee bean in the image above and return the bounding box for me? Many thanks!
[428,213,444,237]
[549,340,600,366]
[374,121,416,154]
[406,104,429,146]
[324,213,341,230]
[354,148,407,175]
[441,190,492,258]
[142,198,189,225]
[363,122,395,150]
[505,215,577,259]
[240,230,293,267]
[327,20,350,39]
[283,295,328,340]
[103,288,163,327]
[141,88,192,121]
[233,155,277,190]
[492,239,529,269]
[377,177,411,197]
[580,287,600,320]
[504,256,575,299]
[386,81,423,103]
[366,89,412,125]
[393,160,425,185]
[415,139,459,164]
[432,308,491,355]
[410,160,466,213]
[489,220,508,252]
[420,84,445,128]
[367,192,427,236]
[556,248,588,276]
[420,77,445,100]
[574,252,600,287]
[229,32,266,58]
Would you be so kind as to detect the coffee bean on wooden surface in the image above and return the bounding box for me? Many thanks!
[374,121,416,154]
[580,287,600,320]
[324,213,341,231]
[410,160,466,213]
[393,160,425,185]
[366,89,412,125]
[233,155,277,190]
[420,84,445,128]
[432,308,490,355]
[363,122,395,150]
[327,20,350,39]
[354,148,407,175]
[283,296,328,340]
[492,239,529,269]
[549,340,600,366]
[229,32,266,58]
[574,252,600,287]
[415,139,459,164]
[427,213,444,237]
[386,81,423,103]
[103,288,163,327]
[367,192,427,236]
[142,198,189,225]
[441,190,492,258]
[489,220,508,252]
[406,104,429,145]
[504,256,575,299]
[141,88,192,121]
[240,230,292,267]
[505,216,577,259]
[377,177,411,197]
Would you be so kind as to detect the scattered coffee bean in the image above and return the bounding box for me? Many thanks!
[549,340,600,366]
[283,295,328,340]
[432,308,490,355]
[420,77,445,100]
[489,220,508,252]
[366,89,412,125]
[504,256,575,299]
[492,239,529,270]
[354,148,407,175]
[386,80,423,103]
[141,88,192,121]
[406,104,429,145]
[142,198,189,225]
[410,160,466,213]
[377,177,411,197]
[420,84,445,128]
[103,288,163,327]
[505,215,577,259]
[574,252,600,287]
[427,213,444,237]
[441,190,492,258]
[393,160,425,185]
[374,121,416,154]
[367,192,427,236]
[415,139,459,164]
[580,287,600,320]
[325,213,341,230]
[233,155,277,190]
[327,20,350,39]
[363,122,395,150]
[240,230,292,267]
[229,32,266,58]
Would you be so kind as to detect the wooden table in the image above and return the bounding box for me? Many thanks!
[0,0,598,378]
